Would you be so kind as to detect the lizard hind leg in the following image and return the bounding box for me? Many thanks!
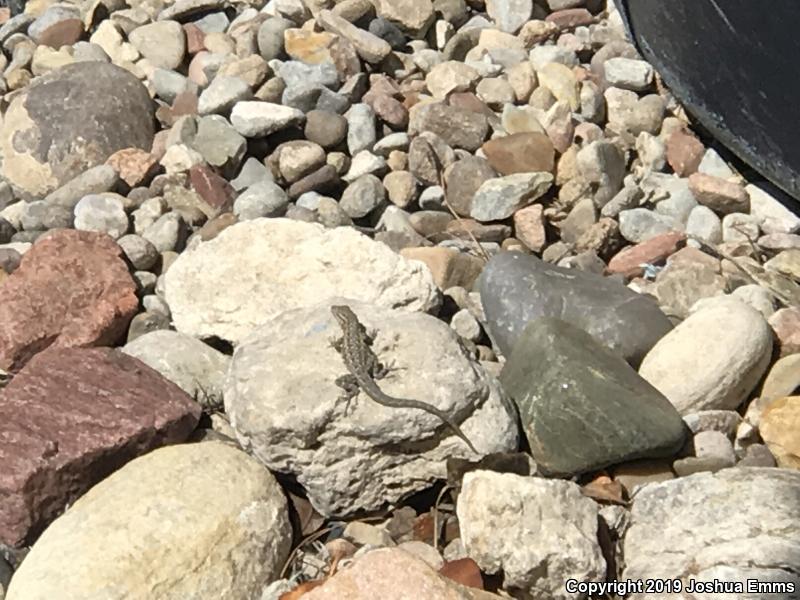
[335,373,360,415]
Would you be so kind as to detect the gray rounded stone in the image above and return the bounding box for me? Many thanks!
[486,0,531,34]
[622,469,800,592]
[0,217,16,244]
[142,212,188,252]
[192,115,247,175]
[126,311,170,343]
[151,68,193,104]
[1,62,154,197]
[275,61,339,91]
[198,76,252,116]
[339,174,386,219]
[117,234,159,271]
[230,157,274,191]
[686,205,722,245]
[20,201,72,231]
[233,181,289,220]
[122,329,230,410]
[73,194,129,239]
[281,83,323,113]
[479,251,673,366]
[619,208,683,243]
[470,173,553,222]
[346,103,376,156]
[134,270,157,295]
[418,185,445,210]
[142,294,170,317]
[72,41,110,62]
[304,109,348,149]
[257,17,293,61]
[0,247,22,273]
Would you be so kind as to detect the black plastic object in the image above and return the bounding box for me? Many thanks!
[614,0,800,202]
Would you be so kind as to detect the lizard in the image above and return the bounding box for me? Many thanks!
[330,304,478,454]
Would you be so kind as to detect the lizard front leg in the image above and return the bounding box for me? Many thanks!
[373,357,407,381]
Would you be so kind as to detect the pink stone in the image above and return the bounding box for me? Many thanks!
[769,307,800,358]
[106,147,159,187]
[0,347,200,547]
[688,173,749,214]
[0,230,139,372]
[608,231,686,278]
[183,23,206,54]
[514,204,547,252]
[189,164,235,217]
[666,129,704,176]
[365,93,409,130]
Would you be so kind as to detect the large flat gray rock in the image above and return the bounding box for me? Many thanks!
[622,468,800,599]
[479,251,673,365]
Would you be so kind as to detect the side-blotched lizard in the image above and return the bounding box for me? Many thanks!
[330,305,478,453]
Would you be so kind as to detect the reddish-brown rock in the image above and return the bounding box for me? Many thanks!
[369,73,401,97]
[0,347,201,547]
[443,155,496,217]
[365,93,408,130]
[183,23,206,54]
[608,231,687,278]
[687,172,749,214]
[0,230,139,372]
[447,92,494,118]
[666,129,704,176]
[545,8,594,29]
[513,203,547,252]
[189,164,235,217]
[171,89,199,118]
[36,18,83,49]
[769,307,800,357]
[482,132,555,175]
[196,212,238,242]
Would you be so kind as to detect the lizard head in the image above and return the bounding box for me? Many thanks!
[330,304,357,325]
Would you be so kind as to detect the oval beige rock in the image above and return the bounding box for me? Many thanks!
[6,441,292,600]
[638,297,773,414]
[165,218,440,344]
